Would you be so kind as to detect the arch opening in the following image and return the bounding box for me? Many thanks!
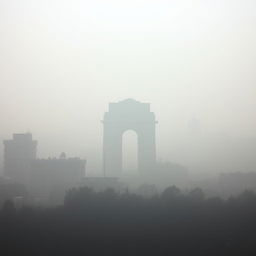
[122,130,138,174]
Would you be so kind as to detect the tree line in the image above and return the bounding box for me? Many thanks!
[1,186,256,256]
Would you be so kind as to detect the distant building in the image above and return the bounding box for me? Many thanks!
[2,133,86,205]
[30,155,86,205]
[3,133,37,184]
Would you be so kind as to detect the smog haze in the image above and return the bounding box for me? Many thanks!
[1,0,256,175]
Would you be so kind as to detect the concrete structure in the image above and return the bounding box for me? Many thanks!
[3,133,37,184]
[30,155,86,204]
[102,99,157,177]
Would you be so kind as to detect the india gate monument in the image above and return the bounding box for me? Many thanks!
[102,99,157,177]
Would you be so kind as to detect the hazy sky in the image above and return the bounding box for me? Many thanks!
[0,0,256,172]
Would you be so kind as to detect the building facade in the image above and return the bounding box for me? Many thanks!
[30,156,86,204]
[3,133,37,184]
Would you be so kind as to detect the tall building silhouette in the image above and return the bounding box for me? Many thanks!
[3,133,37,184]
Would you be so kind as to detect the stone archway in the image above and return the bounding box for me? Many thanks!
[102,99,157,177]
[122,129,138,173]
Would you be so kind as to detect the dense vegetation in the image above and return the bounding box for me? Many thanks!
[1,186,256,256]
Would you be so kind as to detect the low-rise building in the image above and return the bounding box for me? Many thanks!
[30,155,86,205]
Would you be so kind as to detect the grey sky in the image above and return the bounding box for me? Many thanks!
[0,0,256,173]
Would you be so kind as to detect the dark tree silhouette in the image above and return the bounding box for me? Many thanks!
[1,186,256,256]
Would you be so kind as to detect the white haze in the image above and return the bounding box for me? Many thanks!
[0,0,256,175]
